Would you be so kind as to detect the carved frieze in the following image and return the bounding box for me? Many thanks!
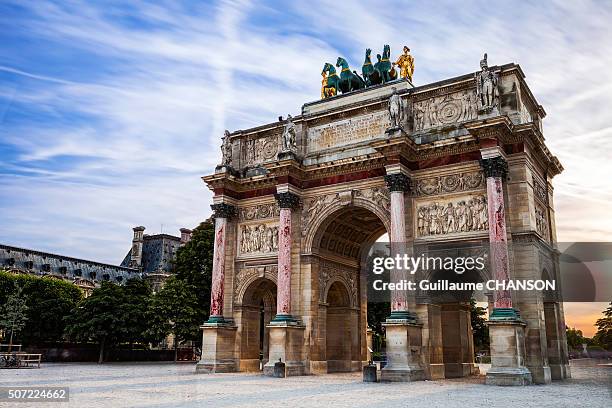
[238,203,280,221]
[416,194,488,237]
[414,171,484,197]
[319,260,358,307]
[413,89,477,132]
[238,223,279,255]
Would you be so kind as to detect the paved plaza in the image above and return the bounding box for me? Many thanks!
[0,362,610,407]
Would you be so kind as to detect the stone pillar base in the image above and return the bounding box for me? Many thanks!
[263,321,306,377]
[485,367,532,386]
[380,320,425,382]
[195,322,237,374]
[486,317,532,386]
[549,363,571,380]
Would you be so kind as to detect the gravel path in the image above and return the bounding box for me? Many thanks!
[0,362,609,407]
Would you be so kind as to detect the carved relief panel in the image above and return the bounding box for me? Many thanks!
[241,134,279,166]
[416,194,488,238]
[238,223,279,256]
[535,203,549,239]
[413,89,478,132]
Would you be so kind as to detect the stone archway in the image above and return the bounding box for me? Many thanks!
[236,277,277,372]
[307,204,387,374]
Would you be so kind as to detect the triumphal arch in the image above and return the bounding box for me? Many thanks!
[196,52,570,385]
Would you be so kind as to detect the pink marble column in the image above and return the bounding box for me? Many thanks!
[390,190,408,312]
[384,173,413,320]
[208,203,235,322]
[277,207,292,315]
[273,191,300,322]
[480,156,513,310]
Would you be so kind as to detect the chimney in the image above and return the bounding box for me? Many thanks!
[180,228,193,246]
[129,226,145,268]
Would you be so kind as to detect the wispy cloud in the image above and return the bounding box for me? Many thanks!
[0,0,611,270]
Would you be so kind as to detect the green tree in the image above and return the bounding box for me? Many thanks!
[0,271,83,345]
[470,298,489,352]
[566,326,587,350]
[173,221,214,328]
[593,302,612,350]
[121,278,153,346]
[0,284,29,351]
[64,282,127,363]
[148,277,200,361]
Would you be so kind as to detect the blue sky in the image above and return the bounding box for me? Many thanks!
[1,0,611,268]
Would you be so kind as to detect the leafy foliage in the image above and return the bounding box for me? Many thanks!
[566,326,587,349]
[0,284,29,347]
[121,279,153,345]
[594,302,612,350]
[147,277,200,359]
[470,298,489,351]
[0,271,82,345]
[173,220,214,327]
[64,281,128,363]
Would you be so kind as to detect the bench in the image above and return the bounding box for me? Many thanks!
[0,352,42,368]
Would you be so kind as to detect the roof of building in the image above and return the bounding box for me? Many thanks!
[0,243,140,284]
[120,233,181,274]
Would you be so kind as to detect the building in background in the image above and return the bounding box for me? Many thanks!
[120,226,193,292]
[1,226,192,296]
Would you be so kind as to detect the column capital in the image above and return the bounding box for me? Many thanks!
[211,203,237,219]
[274,191,300,209]
[479,156,508,179]
[384,173,411,192]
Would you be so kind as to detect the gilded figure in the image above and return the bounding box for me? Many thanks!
[393,46,415,82]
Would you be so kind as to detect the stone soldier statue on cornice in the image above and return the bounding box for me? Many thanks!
[476,53,499,113]
[388,88,404,129]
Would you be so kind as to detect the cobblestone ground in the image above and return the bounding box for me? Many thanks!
[0,362,610,408]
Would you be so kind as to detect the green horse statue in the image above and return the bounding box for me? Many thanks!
[336,57,365,93]
[373,45,397,84]
[362,48,375,86]
[321,62,340,98]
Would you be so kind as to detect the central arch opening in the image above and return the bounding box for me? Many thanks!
[311,204,388,373]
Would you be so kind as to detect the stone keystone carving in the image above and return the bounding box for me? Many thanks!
[479,156,508,180]
[274,192,300,209]
[384,173,411,192]
[211,203,237,219]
